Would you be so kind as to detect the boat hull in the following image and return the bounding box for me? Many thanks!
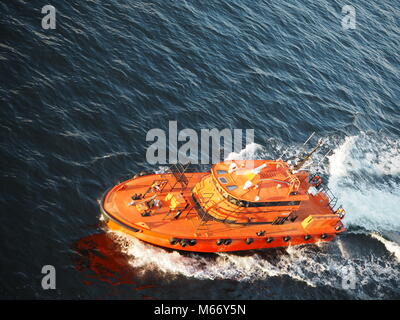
[100,173,343,253]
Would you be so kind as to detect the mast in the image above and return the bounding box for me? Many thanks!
[292,138,324,171]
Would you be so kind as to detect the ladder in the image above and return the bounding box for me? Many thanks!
[194,192,215,236]
[169,163,191,190]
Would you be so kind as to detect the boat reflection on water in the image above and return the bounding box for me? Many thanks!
[72,232,158,299]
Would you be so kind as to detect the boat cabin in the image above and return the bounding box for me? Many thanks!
[192,160,309,224]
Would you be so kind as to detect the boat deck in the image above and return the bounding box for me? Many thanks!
[102,173,341,240]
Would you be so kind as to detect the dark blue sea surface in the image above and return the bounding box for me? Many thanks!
[1,0,399,299]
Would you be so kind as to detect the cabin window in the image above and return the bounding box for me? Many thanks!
[217,170,228,175]
[252,200,301,207]
[219,177,228,184]
[220,192,300,208]
[213,177,300,208]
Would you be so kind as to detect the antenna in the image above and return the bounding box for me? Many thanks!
[302,131,315,147]
[301,148,331,170]
[316,148,332,167]
[292,138,324,171]
[279,131,315,160]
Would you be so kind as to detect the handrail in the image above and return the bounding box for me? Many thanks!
[259,178,290,184]
[309,173,340,213]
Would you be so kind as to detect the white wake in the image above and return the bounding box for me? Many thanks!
[107,133,400,298]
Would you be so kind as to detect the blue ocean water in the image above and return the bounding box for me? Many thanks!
[0,0,399,299]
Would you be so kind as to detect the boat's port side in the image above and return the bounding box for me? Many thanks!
[101,198,336,252]
[100,162,345,253]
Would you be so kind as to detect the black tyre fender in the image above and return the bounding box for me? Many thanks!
[224,239,232,245]
[180,239,189,247]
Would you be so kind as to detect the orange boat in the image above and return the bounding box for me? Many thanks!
[100,142,346,252]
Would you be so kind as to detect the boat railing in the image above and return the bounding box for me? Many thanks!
[286,175,300,195]
[322,185,338,210]
[309,173,341,213]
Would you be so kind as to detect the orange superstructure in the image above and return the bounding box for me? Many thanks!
[100,149,346,252]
